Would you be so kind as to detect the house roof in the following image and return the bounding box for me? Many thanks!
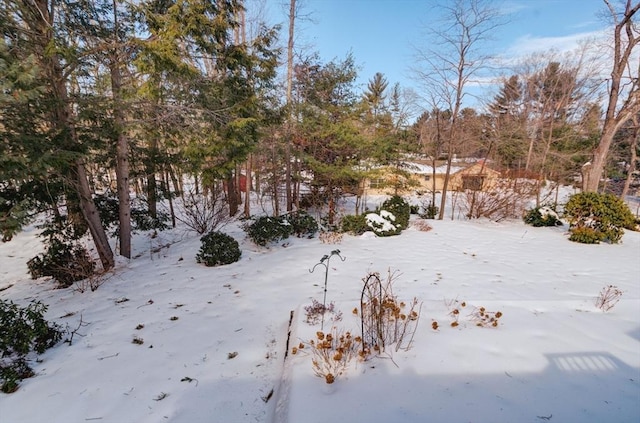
[366,159,499,177]
[405,162,466,175]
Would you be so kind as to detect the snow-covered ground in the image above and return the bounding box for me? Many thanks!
[1,197,639,423]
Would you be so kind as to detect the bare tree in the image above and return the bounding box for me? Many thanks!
[285,0,297,212]
[283,0,313,212]
[413,0,507,219]
[584,0,640,192]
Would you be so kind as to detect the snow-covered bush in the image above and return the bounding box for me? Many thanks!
[366,210,402,236]
[363,195,412,237]
[196,231,241,266]
[380,195,411,229]
[523,206,562,227]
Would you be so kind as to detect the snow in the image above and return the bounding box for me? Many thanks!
[1,197,639,423]
[366,210,397,233]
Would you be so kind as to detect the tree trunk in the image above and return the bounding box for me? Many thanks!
[164,168,176,228]
[146,137,159,219]
[244,155,252,217]
[109,42,132,258]
[31,0,114,269]
[226,174,239,216]
[584,1,640,192]
[75,161,115,270]
[621,119,639,198]
[438,155,453,220]
[285,0,296,212]
[584,125,618,192]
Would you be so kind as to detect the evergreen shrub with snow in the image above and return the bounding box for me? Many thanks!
[340,214,370,235]
[245,216,293,246]
[366,210,402,236]
[523,206,562,227]
[196,231,241,266]
[381,195,411,229]
[245,212,319,245]
[564,192,636,244]
[364,195,411,237]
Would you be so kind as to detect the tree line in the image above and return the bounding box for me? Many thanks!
[1,0,638,270]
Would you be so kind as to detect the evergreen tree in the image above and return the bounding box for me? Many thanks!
[0,0,115,269]
[293,54,365,223]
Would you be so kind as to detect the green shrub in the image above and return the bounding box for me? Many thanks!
[27,238,95,287]
[196,231,241,266]
[340,214,370,235]
[245,216,293,246]
[523,206,562,227]
[564,192,636,244]
[285,211,319,238]
[380,196,411,230]
[366,210,403,237]
[361,196,411,237]
[95,192,169,235]
[0,300,62,393]
[0,190,31,242]
[568,226,603,244]
[420,202,439,219]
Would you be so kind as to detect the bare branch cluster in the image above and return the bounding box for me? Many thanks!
[175,188,230,234]
[359,270,421,354]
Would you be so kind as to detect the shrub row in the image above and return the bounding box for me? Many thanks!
[523,192,637,244]
[244,211,319,246]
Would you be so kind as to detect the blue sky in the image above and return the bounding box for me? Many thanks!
[264,0,610,110]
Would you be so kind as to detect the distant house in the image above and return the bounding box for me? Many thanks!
[366,160,501,194]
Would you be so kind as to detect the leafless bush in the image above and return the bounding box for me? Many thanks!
[468,306,503,327]
[411,219,433,232]
[461,179,537,221]
[304,299,343,325]
[358,270,421,354]
[595,285,623,312]
[293,328,362,384]
[319,231,343,244]
[74,271,105,293]
[176,188,230,234]
[444,298,503,328]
